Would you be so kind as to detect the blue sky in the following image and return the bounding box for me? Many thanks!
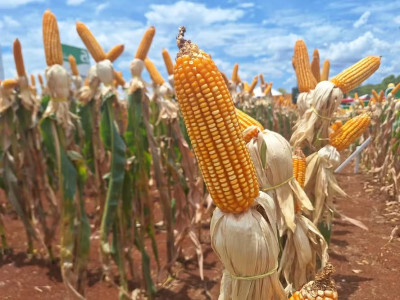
[1,0,399,90]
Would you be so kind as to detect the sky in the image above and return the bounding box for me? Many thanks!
[0,0,400,91]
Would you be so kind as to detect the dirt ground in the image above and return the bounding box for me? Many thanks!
[0,164,399,299]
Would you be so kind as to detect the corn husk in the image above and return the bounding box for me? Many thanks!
[279,214,328,290]
[0,85,14,114]
[290,81,343,150]
[96,59,114,86]
[247,130,313,233]
[296,91,313,116]
[304,145,346,225]
[17,76,39,116]
[211,191,286,300]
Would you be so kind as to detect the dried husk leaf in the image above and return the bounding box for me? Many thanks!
[247,130,313,233]
[211,191,286,300]
[296,91,313,116]
[17,76,39,119]
[279,214,328,290]
[96,59,114,86]
[0,85,14,113]
[304,145,346,225]
[290,81,343,150]
[155,99,179,124]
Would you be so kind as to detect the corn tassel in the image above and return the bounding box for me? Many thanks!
[42,10,63,66]
[106,44,124,62]
[76,21,106,62]
[13,39,26,77]
[248,75,258,94]
[144,58,164,85]
[235,108,264,131]
[135,26,155,60]
[174,37,259,213]
[321,59,330,81]
[68,55,79,76]
[330,56,381,94]
[162,48,174,75]
[293,40,317,92]
[310,49,320,82]
[330,113,371,151]
[2,79,18,89]
[231,63,240,84]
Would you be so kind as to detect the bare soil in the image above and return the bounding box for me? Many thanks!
[0,164,399,299]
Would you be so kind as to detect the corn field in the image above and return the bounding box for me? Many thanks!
[0,9,399,300]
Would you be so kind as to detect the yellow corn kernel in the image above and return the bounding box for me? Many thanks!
[235,108,264,131]
[293,40,317,92]
[13,39,26,77]
[242,126,260,143]
[135,26,155,60]
[42,10,63,66]
[2,79,18,89]
[174,37,259,213]
[310,48,320,82]
[329,120,343,136]
[231,63,240,84]
[248,75,258,94]
[321,59,330,81]
[293,148,306,189]
[144,58,165,85]
[162,48,174,75]
[330,113,371,151]
[106,44,124,62]
[68,55,79,76]
[76,22,106,62]
[114,70,125,87]
[331,56,381,94]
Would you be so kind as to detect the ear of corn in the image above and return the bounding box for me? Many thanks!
[379,90,384,102]
[330,113,371,151]
[330,120,343,134]
[259,74,265,86]
[248,75,258,94]
[310,49,320,82]
[113,70,125,87]
[162,49,174,75]
[330,56,381,94]
[321,59,330,81]
[220,72,229,86]
[106,44,124,62]
[135,26,156,60]
[42,10,63,66]
[293,40,317,93]
[235,108,264,131]
[2,79,18,89]
[242,126,260,143]
[13,39,26,77]
[68,55,79,76]
[264,82,272,95]
[174,40,259,213]
[30,74,36,87]
[371,89,379,103]
[76,21,106,62]
[292,148,306,188]
[390,82,400,95]
[144,58,165,85]
[38,74,44,86]
[231,63,239,84]
[243,81,250,92]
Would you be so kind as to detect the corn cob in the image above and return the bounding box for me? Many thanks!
[330,113,371,151]
[248,75,258,94]
[390,82,400,95]
[220,72,229,86]
[289,264,338,300]
[68,55,79,76]
[30,74,36,87]
[162,49,174,75]
[331,56,381,94]
[378,90,384,102]
[329,120,342,134]
[310,49,320,82]
[231,63,240,84]
[243,81,250,92]
[264,82,272,95]
[1,79,18,89]
[259,74,265,86]
[371,89,379,103]
[135,26,155,60]
[292,148,306,188]
[106,44,124,62]
[235,108,264,131]
[42,10,63,66]
[76,22,106,62]
[321,59,330,81]
[114,70,125,87]
[13,39,26,77]
[174,32,259,213]
[242,126,260,143]
[38,74,44,87]
[144,58,165,85]
[293,40,317,93]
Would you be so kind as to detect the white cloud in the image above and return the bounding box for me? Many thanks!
[238,2,254,8]
[353,11,371,28]
[0,0,43,9]
[66,0,85,6]
[394,16,400,25]
[95,2,109,14]
[3,16,20,28]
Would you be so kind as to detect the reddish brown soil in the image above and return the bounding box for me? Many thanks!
[0,165,399,299]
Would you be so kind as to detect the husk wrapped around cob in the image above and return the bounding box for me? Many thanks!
[304,145,346,226]
[290,81,343,150]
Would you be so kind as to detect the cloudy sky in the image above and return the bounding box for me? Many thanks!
[0,0,399,90]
